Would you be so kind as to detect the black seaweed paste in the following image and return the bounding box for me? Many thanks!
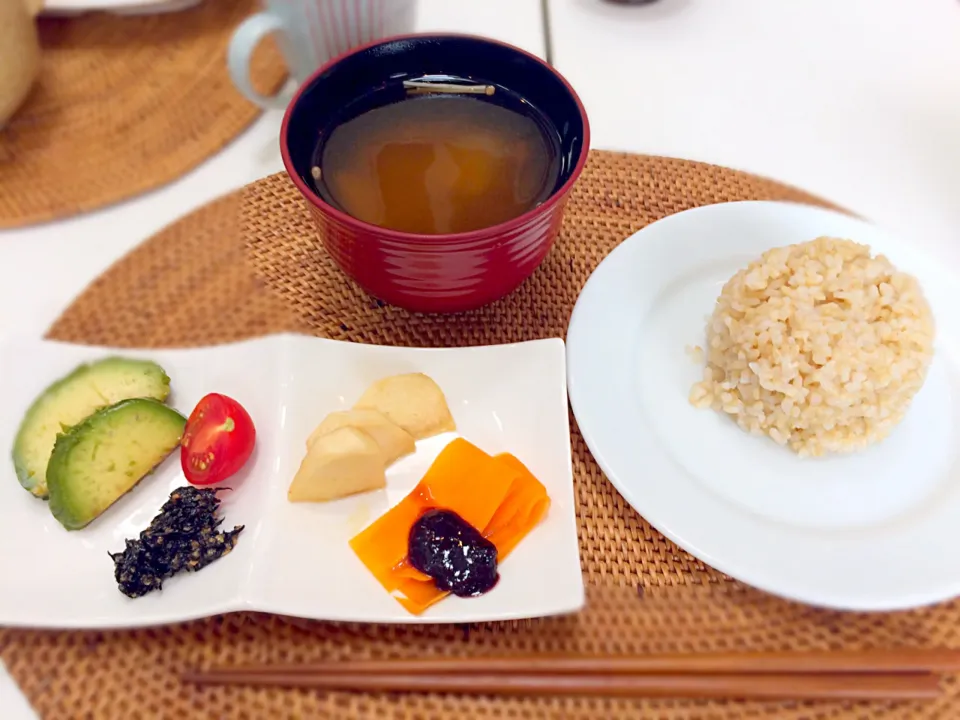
[109,486,243,598]
[408,508,499,597]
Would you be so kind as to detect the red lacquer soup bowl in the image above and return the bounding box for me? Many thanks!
[280,33,590,314]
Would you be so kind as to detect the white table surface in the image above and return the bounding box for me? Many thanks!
[0,2,544,715]
[3,0,960,715]
[549,0,960,265]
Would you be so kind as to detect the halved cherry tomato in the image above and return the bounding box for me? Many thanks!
[181,393,256,486]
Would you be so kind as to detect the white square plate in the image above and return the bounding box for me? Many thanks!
[0,334,583,628]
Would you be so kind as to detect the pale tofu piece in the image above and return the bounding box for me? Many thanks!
[287,426,385,503]
[307,408,416,466]
[353,373,456,440]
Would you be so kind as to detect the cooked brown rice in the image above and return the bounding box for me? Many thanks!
[689,236,935,457]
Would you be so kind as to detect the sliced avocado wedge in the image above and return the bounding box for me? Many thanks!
[47,398,186,531]
[12,357,171,498]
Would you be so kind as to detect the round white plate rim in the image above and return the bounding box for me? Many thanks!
[566,199,960,611]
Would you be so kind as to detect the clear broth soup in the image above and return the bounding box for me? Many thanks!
[313,92,561,235]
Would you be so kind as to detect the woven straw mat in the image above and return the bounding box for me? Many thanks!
[4,151,957,720]
[0,0,287,229]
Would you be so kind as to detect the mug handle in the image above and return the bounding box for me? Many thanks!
[227,12,293,110]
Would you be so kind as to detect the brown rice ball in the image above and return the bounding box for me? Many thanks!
[689,236,935,457]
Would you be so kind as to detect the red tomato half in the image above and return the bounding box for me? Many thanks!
[180,393,256,486]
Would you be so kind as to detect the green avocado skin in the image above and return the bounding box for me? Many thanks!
[46,398,186,531]
[11,357,171,499]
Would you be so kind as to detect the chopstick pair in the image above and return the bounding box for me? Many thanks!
[184,649,960,701]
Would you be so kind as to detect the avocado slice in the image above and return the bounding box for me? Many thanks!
[47,398,186,531]
[12,357,171,498]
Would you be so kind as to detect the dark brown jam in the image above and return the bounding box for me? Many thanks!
[408,508,499,597]
[109,486,243,598]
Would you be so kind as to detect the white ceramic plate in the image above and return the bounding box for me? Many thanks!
[0,334,582,628]
[567,200,960,611]
[41,0,201,16]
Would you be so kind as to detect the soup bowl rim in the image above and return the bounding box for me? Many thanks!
[279,31,591,245]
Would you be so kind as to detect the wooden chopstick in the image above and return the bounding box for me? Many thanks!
[183,670,941,701]
[194,649,960,677]
[402,80,496,96]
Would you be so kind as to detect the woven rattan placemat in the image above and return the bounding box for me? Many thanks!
[0,0,286,229]
[4,151,957,719]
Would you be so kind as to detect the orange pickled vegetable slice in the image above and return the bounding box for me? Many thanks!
[484,453,550,559]
[349,438,551,615]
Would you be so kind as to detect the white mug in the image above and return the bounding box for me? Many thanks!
[228,0,418,110]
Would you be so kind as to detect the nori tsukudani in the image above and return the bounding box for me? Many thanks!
[109,486,243,598]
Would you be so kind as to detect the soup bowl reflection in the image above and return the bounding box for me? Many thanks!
[280,33,590,314]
